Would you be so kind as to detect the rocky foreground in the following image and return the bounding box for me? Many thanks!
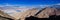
[0,7,60,20]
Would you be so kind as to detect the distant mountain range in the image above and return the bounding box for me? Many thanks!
[49,5,60,10]
[0,4,60,14]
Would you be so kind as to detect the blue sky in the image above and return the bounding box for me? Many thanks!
[0,0,60,5]
[0,0,60,8]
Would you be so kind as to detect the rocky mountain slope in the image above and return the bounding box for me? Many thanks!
[14,8,39,20]
[0,10,15,20]
[35,7,57,18]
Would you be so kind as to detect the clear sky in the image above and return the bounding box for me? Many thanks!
[0,0,60,8]
[0,0,60,4]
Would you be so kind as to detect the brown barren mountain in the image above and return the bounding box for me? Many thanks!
[35,7,57,18]
[18,7,59,20]
[19,8,39,20]
[0,7,60,20]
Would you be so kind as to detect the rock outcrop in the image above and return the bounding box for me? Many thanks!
[56,10,60,16]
